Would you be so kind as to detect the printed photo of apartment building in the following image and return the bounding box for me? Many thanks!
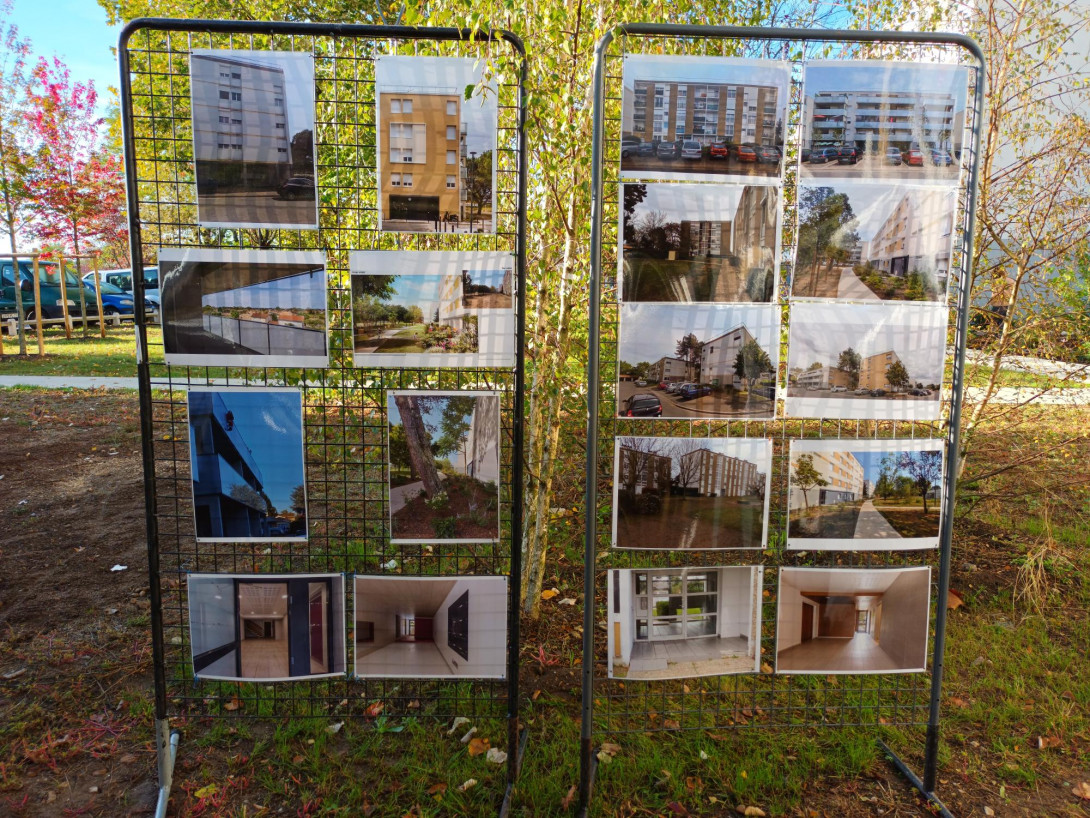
[788,449,864,509]
[647,356,691,384]
[858,349,904,391]
[190,50,317,229]
[803,89,962,154]
[863,188,955,280]
[617,442,673,496]
[626,79,780,147]
[376,57,496,233]
[680,446,761,498]
[699,323,758,388]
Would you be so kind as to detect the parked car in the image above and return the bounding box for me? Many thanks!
[909,388,933,396]
[636,141,656,156]
[755,146,781,164]
[277,175,316,200]
[622,393,662,417]
[665,382,685,394]
[84,278,139,316]
[801,147,812,163]
[830,385,848,393]
[0,259,100,322]
[709,140,729,159]
[734,144,758,162]
[620,138,641,158]
[885,147,903,165]
[903,148,925,166]
[680,139,703,160]
[634,379,648,387]
[809,147,840,164]
[836,146,859,164]
[930,149,955,166]
[870,388,888,397]
[678,383,712,401]
[85,266,161,310]
[657,381,669,390]
[854,387,871,395]
[656,140,681,160]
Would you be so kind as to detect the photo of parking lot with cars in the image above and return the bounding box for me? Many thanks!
[619,55,789,182]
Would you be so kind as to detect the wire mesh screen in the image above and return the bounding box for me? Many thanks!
[122,22,525,724]
[588,31,982,734]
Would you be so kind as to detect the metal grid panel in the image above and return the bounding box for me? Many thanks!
[587,31,983,735]
[122,21,525,724]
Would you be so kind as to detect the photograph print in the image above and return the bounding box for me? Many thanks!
[613,437,771,550]
[621,55,789,182]
[190,50,318,229]
[188,573,346,682]
[354,575,507,679]
[801,60,969,181]
[618,303,779,420]
[792,183,956,303]
[787,439,943,551]
[351,251,515,368]
[607,566,763,680]
[160,248,328,369]
[775,567,931,674]
[786,301,947,420]
[621,182,779,303]
[388,391,500,543]
[188,388,308,542]
[376,57,497,234]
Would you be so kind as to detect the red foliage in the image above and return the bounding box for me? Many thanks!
[24,56,126,260]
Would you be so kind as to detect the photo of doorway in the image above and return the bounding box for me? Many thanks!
[607,566,762,680]
[187,573,346,682]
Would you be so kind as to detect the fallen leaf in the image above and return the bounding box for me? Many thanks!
[486,747,507,764]
[426,783,447,796]
[558,598,576,605]
[599,742,621,757]
[194,784,218,799]
[666,802,689,815]
[1036,735,1061,749]
[560,784,577,810]
[1073,781,1090,800]
[447,717,471,735]
[292,754,304,765]
[742,808,766,817]
[664,719,681,730]
[949,696,971,708]
[699,750,709,760]
[458,779,477,792]
[947,589,964,610]
[222,697,242,711]
[531,689,541,701]
[467,737,490,757]
[364,702,384,718]
[541,589,560,600]
[984,808,995,817]
[760,663,773,674]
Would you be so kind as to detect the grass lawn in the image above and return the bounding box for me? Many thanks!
[788,501,862,538]
[617,494,765,549]
[0,323,156,377]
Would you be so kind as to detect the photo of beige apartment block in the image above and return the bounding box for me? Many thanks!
[794,365,853,391]
[803,89,963,156]
[788,449,864,509]
[626,80,780,148]
[376,57,496,234]
[863,188,954,280]
[681,446,760,498]
[647,356,691,384]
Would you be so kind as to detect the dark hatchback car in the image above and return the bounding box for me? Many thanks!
[809,147,840,164]
[678,383,712,401]
[621,393,663,417]
[0,260,100,322]
[755,146,781,164]
[656,140,680,160]
[277,175,316,200]
[837,146,859,164]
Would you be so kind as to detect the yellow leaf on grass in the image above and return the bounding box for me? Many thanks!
[467,737,490,757]
[541,589,560,600]
[1072,781,1090,800]
[222,697,242,711]
[194,784,218,799]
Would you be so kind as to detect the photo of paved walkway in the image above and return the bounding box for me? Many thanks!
[851,500,902,539]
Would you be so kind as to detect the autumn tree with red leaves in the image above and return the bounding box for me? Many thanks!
[23,56,127,268]
[0,2,33,254]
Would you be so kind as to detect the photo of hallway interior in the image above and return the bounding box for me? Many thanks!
[776,567,930,674]
[187,574,346,682]
[354,576,507,679]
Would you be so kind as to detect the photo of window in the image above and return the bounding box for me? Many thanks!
[190,50,318,229]
[792,183,956,302]
[187,388,307,542]
[621,56,789,182]
[376,57,497,234]
[787,439,943,550]
[785,301,947,420]
[159,248,328,369]
[775,567,930,674]
[617,303,779,420]
[613,437,771,550]
[187,573,345,682]
[607,566,763,680]
[621,183,779,303]
[351,251,515,368]
[800,60,969,182]
[353,575,507,679]
[387,391,500,543]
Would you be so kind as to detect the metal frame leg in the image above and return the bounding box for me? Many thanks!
[153,720,180,818]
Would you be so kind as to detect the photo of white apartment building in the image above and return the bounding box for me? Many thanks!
[679,447,761,498]
[863,188,955,280]
[699,323,756,387]
[803,89,963,154]
[788,449,865,509]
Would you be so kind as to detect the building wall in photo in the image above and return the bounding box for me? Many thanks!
[803,89,958,152]
[789,449,864,509]
[188,575,238,677]
[381,92,464,223]
[648,356,690,383]
[431,577,508,677]
[700,324,755,387]
[858,349,903,390]
[617,444,672,495]
[459,396,500,484]
[680,447,759,498]
[876,569,930,667]
[191,54,295,190]
[627,80,780,147]
[863,189,955,280]
[794,365,852,391]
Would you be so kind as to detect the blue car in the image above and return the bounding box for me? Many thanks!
[86,278,137,316]
[678,383,712,401]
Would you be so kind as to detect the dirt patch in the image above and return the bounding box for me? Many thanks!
[391,475,499,541]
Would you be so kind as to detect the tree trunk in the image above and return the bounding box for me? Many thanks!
[395,395,442,497]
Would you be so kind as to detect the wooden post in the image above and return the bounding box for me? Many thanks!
[74,256,89,338]
[12,253,27,357]
[56,252,72,340]
[31,256,45,354]
[92,254,106,338]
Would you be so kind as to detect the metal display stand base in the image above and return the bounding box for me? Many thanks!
[153,719,180,818]
[499,728,530,817]
[880,740,956,818]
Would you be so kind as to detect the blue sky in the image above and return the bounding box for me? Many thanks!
[9,0,119,105]
[203,271,326,311]
[387,394,474,448]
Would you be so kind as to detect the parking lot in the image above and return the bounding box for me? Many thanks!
[617,380,775,420]
[621,153,780,179]
[800,154,961,181]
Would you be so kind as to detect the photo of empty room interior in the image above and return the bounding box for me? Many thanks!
[187,574,346,682]
[354,576,507,679]
[776,567,930,674]
[607,566,762,680]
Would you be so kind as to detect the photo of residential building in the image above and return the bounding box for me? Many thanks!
[387,391,500,543]
[621,183,778,302]
[620,56,788,181]
[787,439,943,550]
[618,303,779,420]
[350,251,515,368]
[647,356,691,385]
[188,574,346,682]
[354,576,507,679]
[187,388,307,542]
[190,50,318,229]
[160,248,328,369]
[800,60,969,181]
[776,567,931,674]
[608,566,763,680]
[613,436,771,550]
[786,301,947,420]
[376,57,496,233]
[792,183,955,302]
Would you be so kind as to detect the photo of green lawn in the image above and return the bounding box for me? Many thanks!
[787,439,943,550]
